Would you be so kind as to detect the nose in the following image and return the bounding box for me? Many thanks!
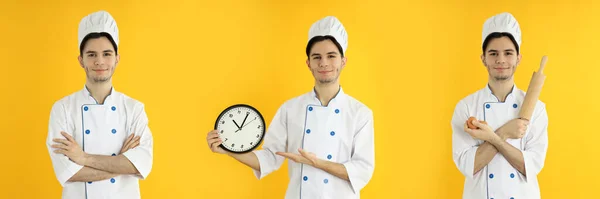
[94,57,104,66]
[495,55,506,65]
[319,59,328,68]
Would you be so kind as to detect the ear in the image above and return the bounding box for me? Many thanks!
[480,54,486,67]
[116,54,120,66]
[341,56,347,70]
[516,53,522,66]
[306,59,310,69]
[78,55,84,68]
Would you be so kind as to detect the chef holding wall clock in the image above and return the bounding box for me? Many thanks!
[206,16,375,199]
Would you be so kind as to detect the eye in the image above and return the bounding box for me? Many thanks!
[505,52,513,56]
[328,55,336,58]
[313,56,321,60]
[87,54,95,57]
[489,52,497,56]
[104,53,112,56]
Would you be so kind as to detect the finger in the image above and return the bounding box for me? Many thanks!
[124,137,137,150]
[51,144,69,150]
[54,149,66,155]
[208,130,219,137]
[472,120,485,128]
[298,148,310,158]
[207,131,220,139]
[208,137,222,145]
[210,140,223,151]
[53,139,71,146]
[129,140,140,149]
[463,122,469,132]
[123,134,134,145]
[61,131,75,143]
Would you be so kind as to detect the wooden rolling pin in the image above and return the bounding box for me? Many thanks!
[518,56,548,121]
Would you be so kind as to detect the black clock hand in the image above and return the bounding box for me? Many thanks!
[240,113,249,128]
[233,120,241,129]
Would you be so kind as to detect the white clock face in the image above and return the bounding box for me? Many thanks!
[215,105,265,153]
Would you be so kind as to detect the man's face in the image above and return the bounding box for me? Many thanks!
[481,36,521,81]
[306,39,347,84]
[78,36,119,83]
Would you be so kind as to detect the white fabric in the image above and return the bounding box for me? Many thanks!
[252,87,375,199]
[482,12,521,49]
[308,16,348,53]
[78,10,119,49]
[451,84,548,199]
[46,86,153,199]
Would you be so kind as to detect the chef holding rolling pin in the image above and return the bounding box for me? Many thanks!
[451,12,549,199]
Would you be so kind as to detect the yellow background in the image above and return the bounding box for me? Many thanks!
[0,0,598,198]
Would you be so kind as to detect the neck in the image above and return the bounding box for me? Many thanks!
[314,81,340,106]
[488,77,514,102]
[85,80,113,104]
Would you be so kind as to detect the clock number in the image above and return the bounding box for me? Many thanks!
[238,110,241,114]
[221,120,225,124]
[256,134,260,138]
[220,130,223,134]
[229,114,233,118]
[250,142,253,145]
[246,112,250,115]
[224,138,228,142]
[241,145,244,148]
[258,125,261,129]
[231,143,235,148]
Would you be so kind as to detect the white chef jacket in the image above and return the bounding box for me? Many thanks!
[252,87,375,199]
[452,84,548,199]
[46,86,153,199]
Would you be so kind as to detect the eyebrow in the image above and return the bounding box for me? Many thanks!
[487,49,515,53]
[310,51,339,57]
[85,50,115,54]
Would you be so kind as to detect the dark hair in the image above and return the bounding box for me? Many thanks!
[306,35,344,58]
[80,32,118,55]
[482,32,519,55]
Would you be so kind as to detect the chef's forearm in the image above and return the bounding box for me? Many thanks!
[473,129,510,174]
[316,160,349,181]
[68,166,117,182]
[489,135,526,176]
[84,154,139,175]
[473,141,498,175]
[227,151,260,171]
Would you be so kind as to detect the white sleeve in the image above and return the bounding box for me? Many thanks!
[123,103,154,179]
[46,102,83,187]
[342,107,375,193]
[521,102,549,182]
[451,100,479,178]
[252,104,288,179]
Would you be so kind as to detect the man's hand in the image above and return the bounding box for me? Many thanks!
[120,134,141,154]
[52,131,88,165]
[276,149,321,168]
[207,130,227,154]
[498,118,529,139]
[464,120,497,142]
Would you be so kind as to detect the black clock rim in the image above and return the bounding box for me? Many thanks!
[214,104,266,154]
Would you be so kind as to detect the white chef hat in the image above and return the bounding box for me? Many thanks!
[308,16,348,54]
[78,10,119,50]
[482,12,521,50]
